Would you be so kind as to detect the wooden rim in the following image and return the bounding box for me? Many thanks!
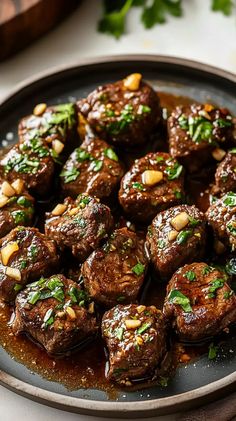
[0,54,235,417]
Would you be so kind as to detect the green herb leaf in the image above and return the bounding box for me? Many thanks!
[104,147,119,161]
[98,0,133,39]
[60,167,80,183]
[76,148,91,161]
[137,322,152,334]
[43,308,54,327]
[14,283,22,292]
[165,162,183,180]
[223,192,236,207]
[49,103,76,129]
[224,290,234,299]
[11,210,28,225]
[227,222,236,236]
[188,215,200,227]
[47,277,64,291]
[208,342,218,360]
[211,0,233,16]
[156,155,164,163]
[184,270,196,282]
[28,290,41,305]
[28,245,38,261]
[202,265,215,276]
[208,278,225,298]
[176,230,192,245]
[158,239,166,249]
[20,260,27,270]
[132,182,145,191]
[115,327,124,340]
[17,196,32,208]
[168,289,192,312]
[91,160,103,172]
[132,262,145,276]
[142,0,182,28]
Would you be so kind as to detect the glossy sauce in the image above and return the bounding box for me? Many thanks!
[0,92,220,393]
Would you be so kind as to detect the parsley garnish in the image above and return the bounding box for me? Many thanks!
[90,160,103,172]
[165,161,183,180]
[60,167,80,183]
[137,322,152,334]
[132,262,145,276]
[76,148,91,161]
[211,0,234,16]
[132,182,144,191]
[184,270,196,281]
[208,342,218,360]
[227,222,236,236]
[43,308,54,327]
[208,278,225,298]
[115,327,124,340]
[104,147,119,161]
[176,229,192,245]
[168,289,192,312]
[223,192,236,207]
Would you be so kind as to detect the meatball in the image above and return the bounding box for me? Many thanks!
[78,73,161,146]
[0,138,55,196]
[60,137,124,199]
[163,262,236,342]
[119,152,184,223]
[0,227,60,302]
[146,205,206,279]
[206,192,236,253]
[102,304,166,384]
[81,227,148,308]
[45,194,114,262]
[213,151,236,195]
[12,274,98,354]
[18,103,78,156]
[0,178,34,238]
[168,104,234,172]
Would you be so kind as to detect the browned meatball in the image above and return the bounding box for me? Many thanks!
[102,304,166,385]
[206,192,236,254]
[0,227,60,302]
[60,137,124,199]
[119,152,184,223]
[163,262,236,342]
[146,205,206,279]
[168,104,234,172]
[0,178,34,238]
[0,138,55,196]
[81,228,148,308]
[45,194,114,262]
[18,103,78,156]
[213,151,236,195]
[78,73,161,146]
[12,274,98,354]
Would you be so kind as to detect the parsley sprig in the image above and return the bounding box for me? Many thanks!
[98,1,234,39]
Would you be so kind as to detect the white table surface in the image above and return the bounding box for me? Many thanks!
[0,1,235,420]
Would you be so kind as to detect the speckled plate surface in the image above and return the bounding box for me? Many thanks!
[0,55,235,418]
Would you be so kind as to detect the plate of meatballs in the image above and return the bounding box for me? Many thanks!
[0,55,235,417]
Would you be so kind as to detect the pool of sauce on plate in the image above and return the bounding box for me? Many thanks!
[0,92,220,394]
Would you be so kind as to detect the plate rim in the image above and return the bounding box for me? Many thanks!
[0,54,235,417]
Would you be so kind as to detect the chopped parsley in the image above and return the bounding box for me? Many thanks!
[48,103,76,129]
[208,278,225,298]
[137,322,152,335]
[156,156,164,163]
[115,327,124,340]
[43,308,54,327]
[227,221,236,236]
[168,289,192,312]
[13,283,22,292]
[107,104,135,134]
[178,114,213,143]
[20,260,27,270]
[165,161,183,180]
[132,182,144,191]
[17,196,32,208]
[104,147,119,161]
[138,104,151,114]
[90,159,103,172]
[158,239,166,249]
[132,262,145,276]
[176,229,192,245]
[208,342,218,360]
[223,192,236,206]
[184,270,196,282]
[174,189,182,199]
[4,153,40,175]
[188,215,200,227]
[28,245,38,261]
[76,148,91,161]
[60,167,80,183]
[12,210,29,225]
[224,290,234,299]
[27,290,41,305]
[202,265,215,276]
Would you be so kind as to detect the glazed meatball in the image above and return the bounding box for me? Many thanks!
[12,274,98,354]
[0,178,34,238]
[213,151,236,195]
[206,191,236,254]
[81,227,148,308]
[60,137,124,199]
[18,103,78,156]
[0,227,60,302]
[146,205,206,279]
[102,304,166,385]
[78,73,161,146]
[163,262,236,342]
[168,104,234,172]
[45,194,114,262]
[119,152,184,223]
[0,138,55,196]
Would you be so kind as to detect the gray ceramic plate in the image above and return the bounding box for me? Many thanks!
[0,55,235,418]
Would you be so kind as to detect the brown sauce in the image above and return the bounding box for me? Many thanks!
[0,92,225,394]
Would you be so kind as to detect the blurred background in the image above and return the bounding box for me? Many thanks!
[0,0,235,101]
